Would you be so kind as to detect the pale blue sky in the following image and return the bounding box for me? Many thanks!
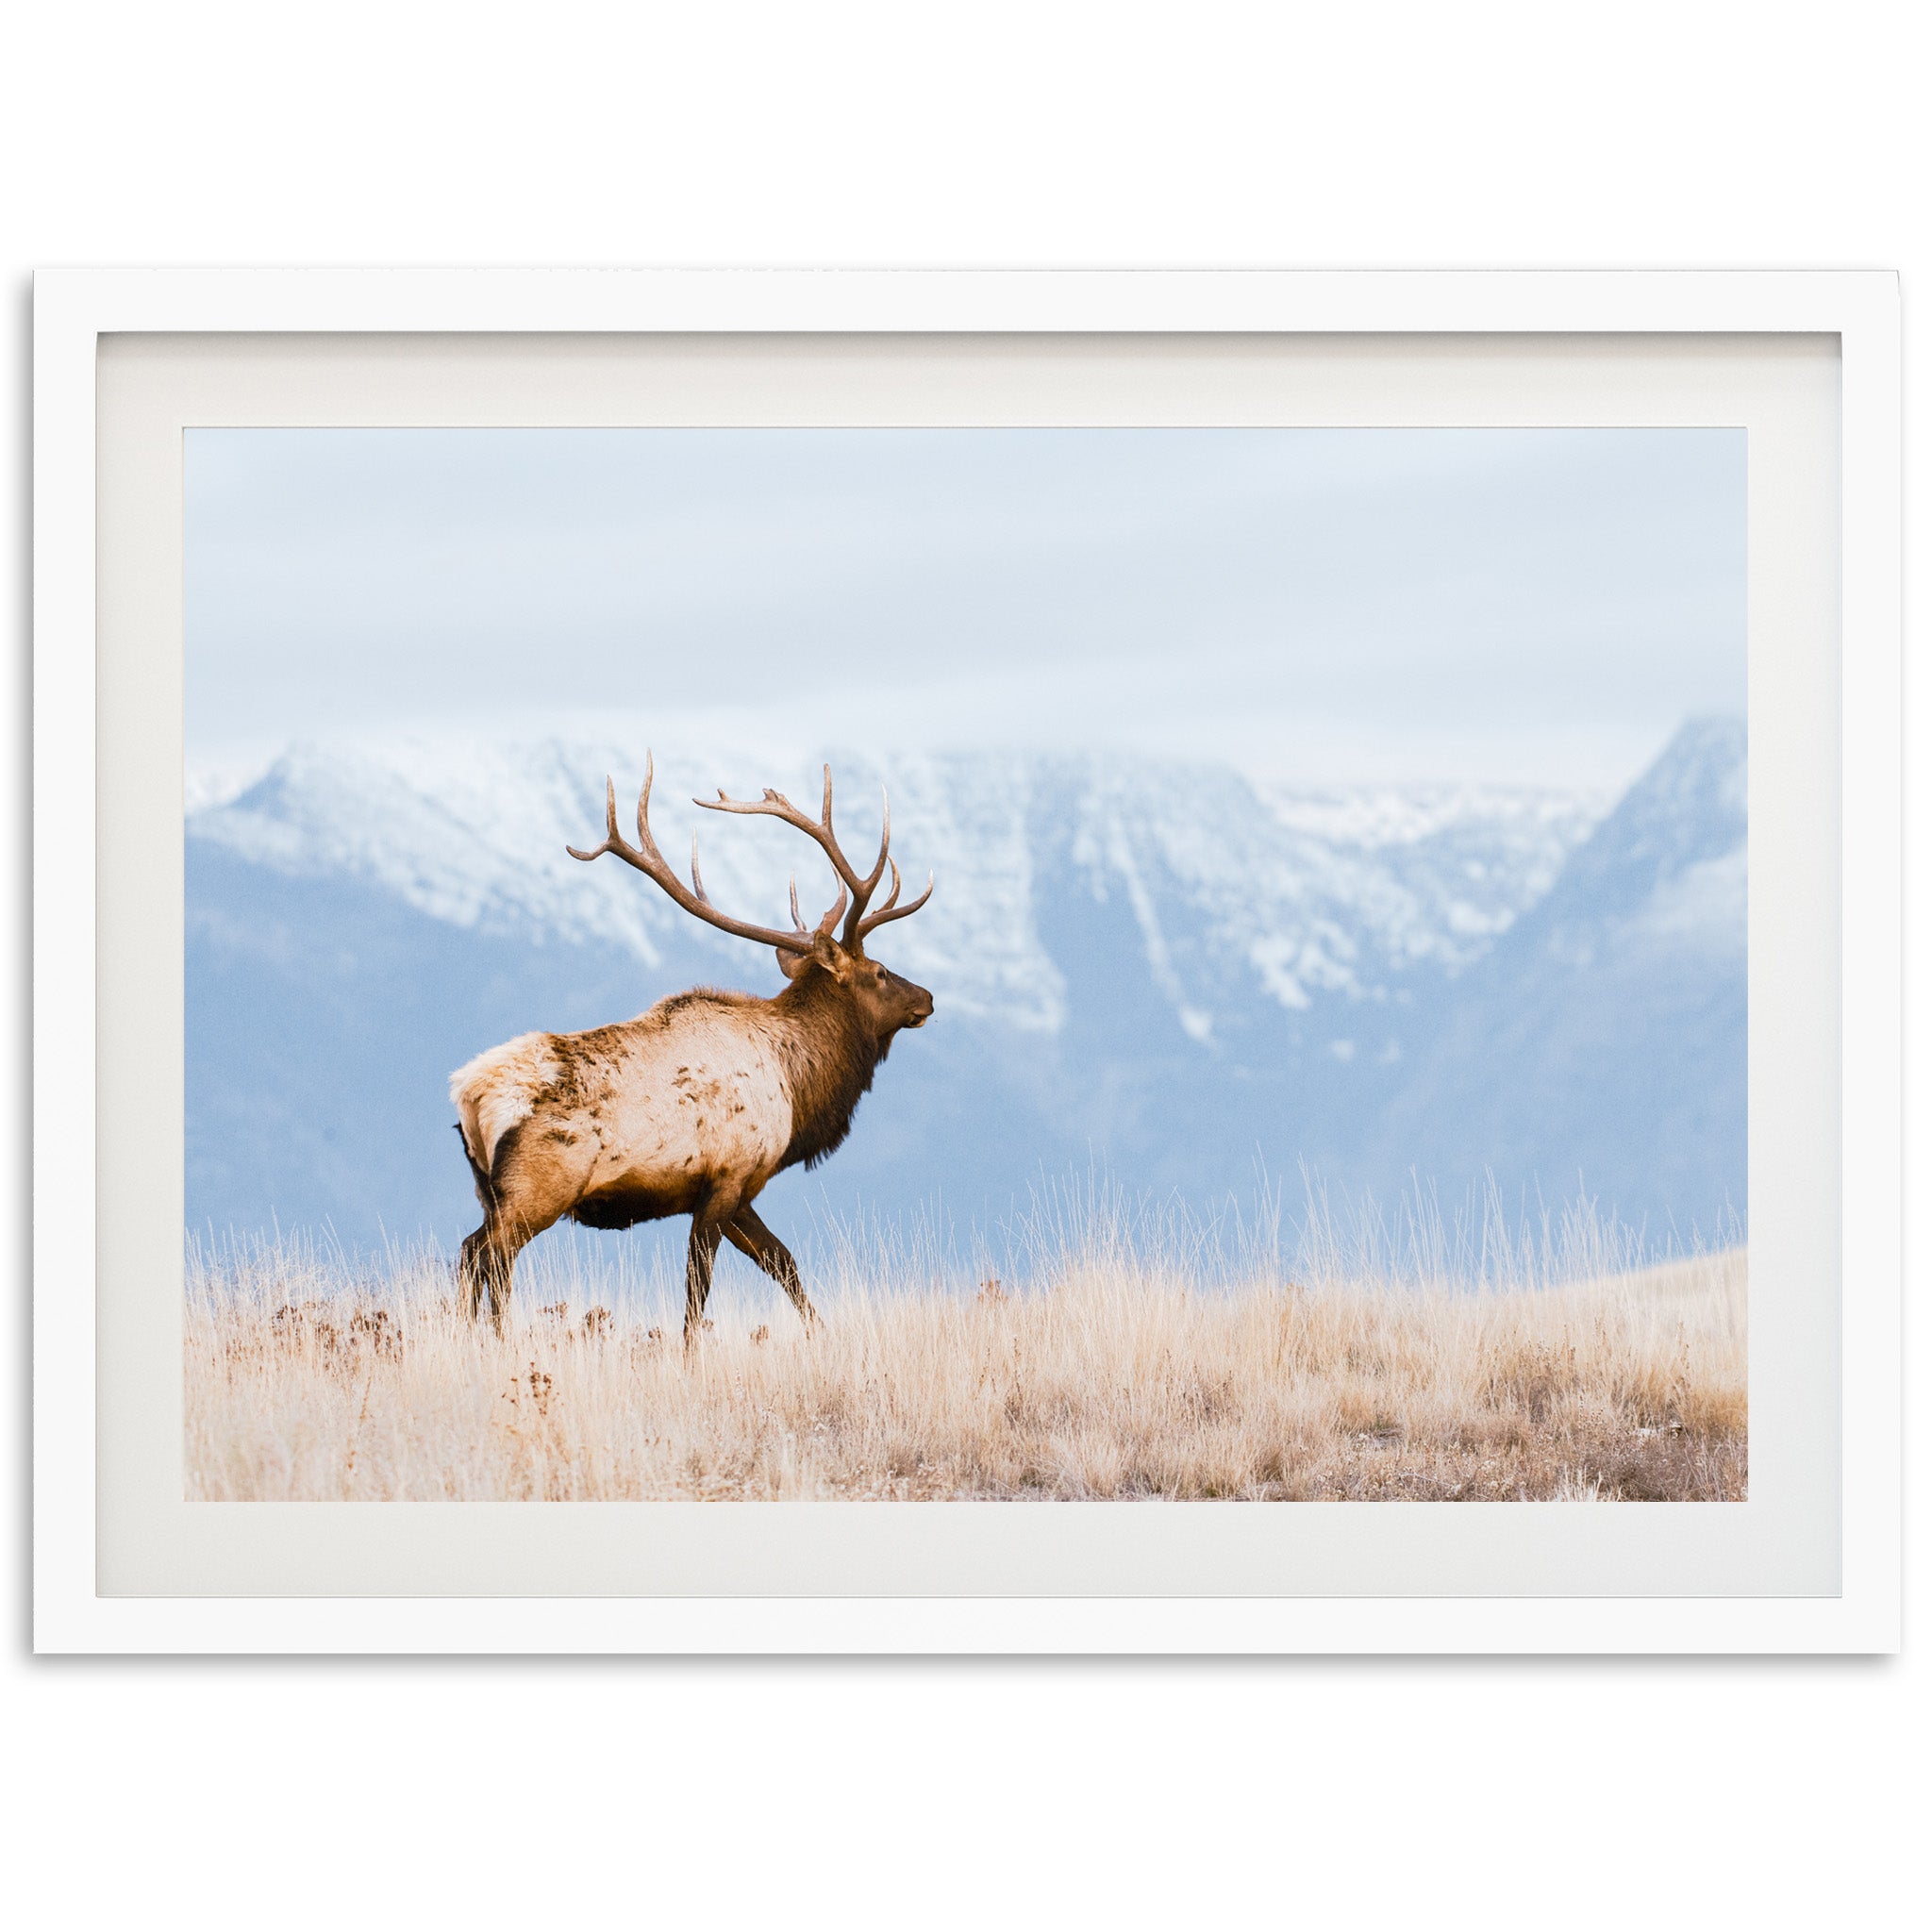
[185,426,1745,787]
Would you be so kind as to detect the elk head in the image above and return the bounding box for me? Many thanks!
[566,753,936,1041]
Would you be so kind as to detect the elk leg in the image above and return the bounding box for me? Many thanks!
[724,1206,818,1332]
[684,1215,726,1350]
[457,1227,493,1323]
[484,1232,521,1337]
[459,1124,591,1335]
[458,1220,528,1336]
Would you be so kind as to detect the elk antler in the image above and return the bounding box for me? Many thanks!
[852,853,936,942]
[698,763,933,951]
[566,753,840,956]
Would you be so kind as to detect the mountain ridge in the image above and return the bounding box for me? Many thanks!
[185,719,1744,1253]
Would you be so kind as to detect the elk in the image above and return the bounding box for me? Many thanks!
[448,756,934,1344]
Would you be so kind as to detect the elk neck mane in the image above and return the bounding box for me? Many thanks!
[766,962,890,1173]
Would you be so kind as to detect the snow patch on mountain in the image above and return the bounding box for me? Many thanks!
[1636,847,1746,954]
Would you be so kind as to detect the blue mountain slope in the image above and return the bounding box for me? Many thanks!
[1366,718,1746,1229]
[184,722,1745,1255]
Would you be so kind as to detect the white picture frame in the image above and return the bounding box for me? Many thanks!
[33,269,1902,1653]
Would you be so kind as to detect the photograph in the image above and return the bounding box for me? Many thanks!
[182,423,1749,1503]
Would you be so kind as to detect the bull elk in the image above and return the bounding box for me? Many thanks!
[449,756,935,1343]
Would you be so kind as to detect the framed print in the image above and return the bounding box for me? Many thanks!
[32,270,1901,1652]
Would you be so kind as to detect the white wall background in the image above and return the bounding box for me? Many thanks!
[4,5,1921,1927]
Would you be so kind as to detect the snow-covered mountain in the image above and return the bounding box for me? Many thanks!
[184,720,1745,1252]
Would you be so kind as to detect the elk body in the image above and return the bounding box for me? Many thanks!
[449,758,934,1344]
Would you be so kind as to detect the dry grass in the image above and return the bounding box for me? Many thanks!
[185,1222,1746,1501]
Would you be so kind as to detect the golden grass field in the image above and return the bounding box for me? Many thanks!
[186,1212,1746,1502]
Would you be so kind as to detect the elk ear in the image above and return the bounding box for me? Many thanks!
[808,930,856,981]
[775,946,808,980]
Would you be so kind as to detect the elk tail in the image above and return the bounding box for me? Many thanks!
[454,1120,499,1211]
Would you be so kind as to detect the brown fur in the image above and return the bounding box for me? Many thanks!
[768,964,887,1172]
